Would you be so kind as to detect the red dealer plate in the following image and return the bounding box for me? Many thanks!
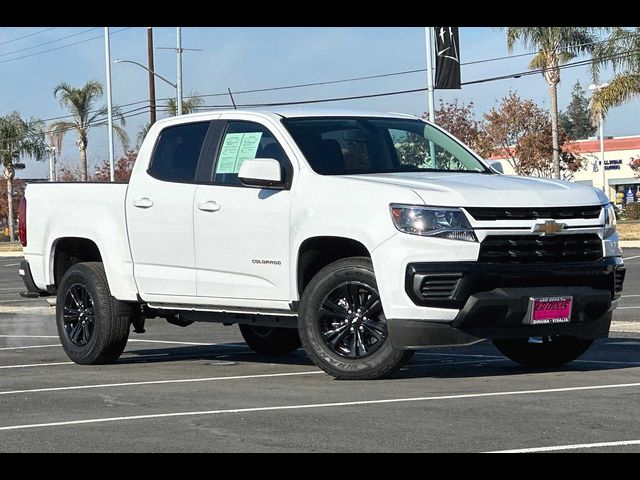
[527,296,573,325]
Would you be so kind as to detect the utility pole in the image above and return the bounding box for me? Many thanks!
[147,27,156,124]
[104,27,115,182]
[176,27,183,116]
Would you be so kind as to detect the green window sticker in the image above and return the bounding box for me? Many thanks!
[216,132,263,174]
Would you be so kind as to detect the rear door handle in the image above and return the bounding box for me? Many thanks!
[198,201,220,212]
[133,197,154,209]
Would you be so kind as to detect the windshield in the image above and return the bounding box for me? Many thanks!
[281,117,490,175]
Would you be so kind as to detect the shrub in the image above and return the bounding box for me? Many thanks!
[625,202,640,220]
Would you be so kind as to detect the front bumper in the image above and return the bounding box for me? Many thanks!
[388,256,624,349]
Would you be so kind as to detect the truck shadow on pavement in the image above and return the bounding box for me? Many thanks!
[116,337,640,380]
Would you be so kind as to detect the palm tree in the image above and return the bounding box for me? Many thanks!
[51,81,129,181]
[591,27,640,118]
[136,122,152,148]
[165,94,204,116]
[0,112,46,241]
[506,28,606,179]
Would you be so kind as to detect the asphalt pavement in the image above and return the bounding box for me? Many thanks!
[0,250,639,452]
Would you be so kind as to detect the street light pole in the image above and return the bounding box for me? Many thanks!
[46,146,56,182]
[176,27,183,116]
[104,27,115,182]
[424,27,435,123]
[599,110,607,198]
[589,82,610,200]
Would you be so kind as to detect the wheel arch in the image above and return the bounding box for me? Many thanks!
[295,235,371,298]
[49,237,103,292]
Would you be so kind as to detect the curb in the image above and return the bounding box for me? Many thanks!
[0,251,22,257]
[620,241,640,248]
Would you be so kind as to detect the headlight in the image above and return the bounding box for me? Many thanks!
[604,203,616,239]
[390,204,477,242]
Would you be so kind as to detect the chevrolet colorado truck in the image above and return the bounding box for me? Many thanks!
[18,108,626,379]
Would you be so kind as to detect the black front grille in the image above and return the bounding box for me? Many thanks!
[419,273,463,300]
[465,205,602,221]
[615,266,626,293]
[479,234,603,264]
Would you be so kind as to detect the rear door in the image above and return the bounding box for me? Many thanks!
[126,121,212,297]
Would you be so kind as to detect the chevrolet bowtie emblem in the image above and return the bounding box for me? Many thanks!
[531,220,566,235]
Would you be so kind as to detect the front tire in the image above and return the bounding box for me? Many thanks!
[493,336,593,369]
[239,325,301,356]
[298,257,412,380]
[56,262,131,365]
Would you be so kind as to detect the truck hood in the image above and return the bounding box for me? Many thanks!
[344,172,609,207]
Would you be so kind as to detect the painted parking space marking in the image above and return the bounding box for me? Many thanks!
[0,370,324,396]
[0,344,60,351]
[622,255,640,261]
[2,382,640,432]
[488,439,640,453]
[0,362,74,369]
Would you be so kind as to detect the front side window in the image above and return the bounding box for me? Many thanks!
[282,117,489,175]
[148,122,209,182]
[213,121,288,186]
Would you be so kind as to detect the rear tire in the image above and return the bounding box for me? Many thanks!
[493,336,593,368]
[298,257,412,380]
[56,262,131,365]
[239,324,301,356]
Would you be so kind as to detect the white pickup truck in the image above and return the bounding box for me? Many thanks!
[19,107,625,379]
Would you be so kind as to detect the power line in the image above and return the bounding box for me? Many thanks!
[0,27,100,58]
[5,37,640,141]
[0,27,57,47]
[0,27,131,65]
[150,30,640,104]
[192,47,640,110]
[26,30,640,126]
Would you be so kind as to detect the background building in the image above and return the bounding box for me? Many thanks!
[492,135,640,206]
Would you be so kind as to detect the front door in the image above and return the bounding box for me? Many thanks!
[194,120,293,300]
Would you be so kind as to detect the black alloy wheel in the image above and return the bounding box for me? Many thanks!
[318,281,387,359]
[62,283,96,347]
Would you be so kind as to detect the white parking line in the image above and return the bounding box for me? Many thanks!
[0,370,324,396]
[0,344,60,351]
[616,306,640,310]
[622,255,640,261]
[0,362,73,369]
[622,294,640,298]
[2,381,640,432]
[0,263,19,267]
[0,335,58,338]
[488,439,640,453]
[0,335,246,348]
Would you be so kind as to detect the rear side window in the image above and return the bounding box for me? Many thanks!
[148,122,210,182]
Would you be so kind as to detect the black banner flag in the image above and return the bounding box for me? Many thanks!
[434,27,461,89]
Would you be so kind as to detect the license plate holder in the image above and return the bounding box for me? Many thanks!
[524,296,573,325]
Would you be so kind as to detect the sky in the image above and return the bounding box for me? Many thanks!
[1,26,638,179]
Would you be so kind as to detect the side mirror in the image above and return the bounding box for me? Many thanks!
[488,160,504,174]
[238,158,285,189]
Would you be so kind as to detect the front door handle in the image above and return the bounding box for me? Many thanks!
[133,197,154,209]
[198,201,220,212]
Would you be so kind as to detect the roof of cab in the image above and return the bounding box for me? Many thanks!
[152,106,420,126]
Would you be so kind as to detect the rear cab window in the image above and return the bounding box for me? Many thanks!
[148,122,210,182]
